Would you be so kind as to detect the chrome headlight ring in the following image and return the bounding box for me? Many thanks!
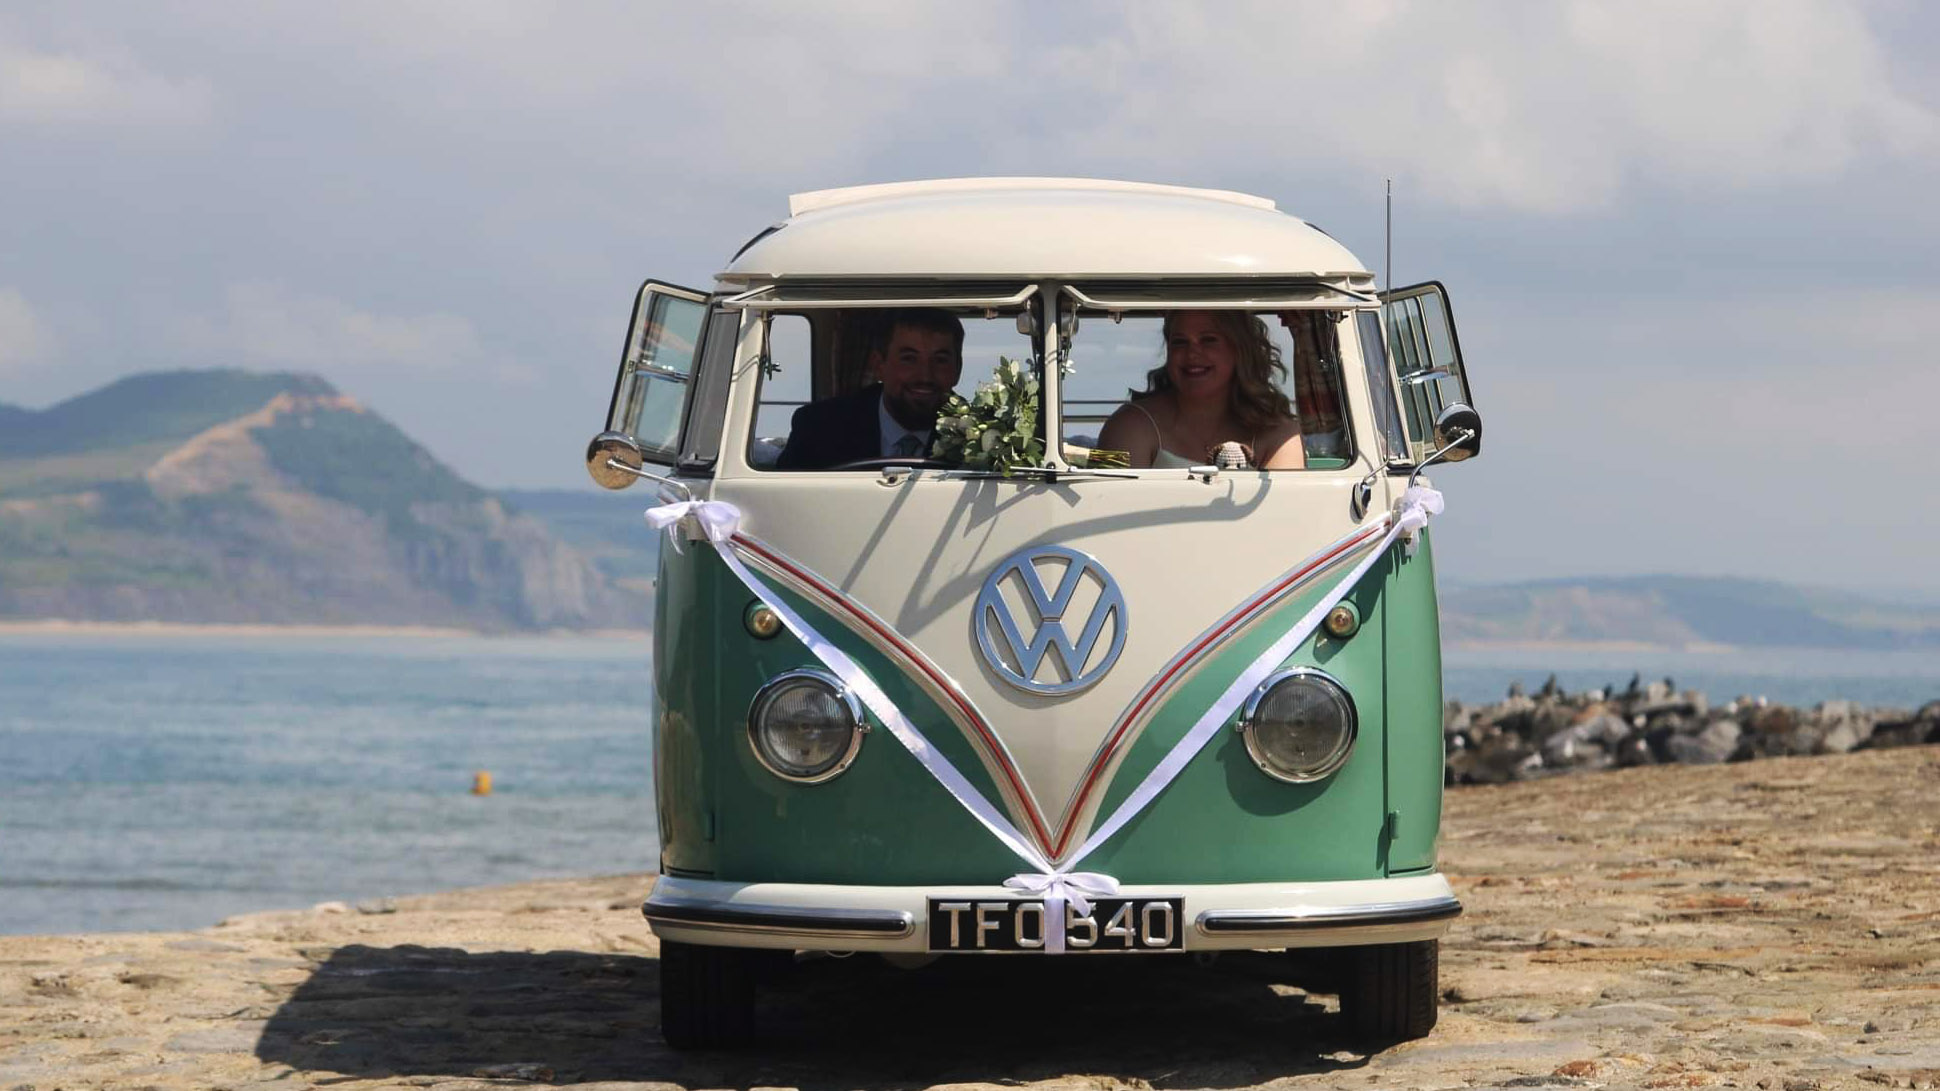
[746,668,869,783]
[1236,667,1358,784]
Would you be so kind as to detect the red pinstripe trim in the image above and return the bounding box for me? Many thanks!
[1045,518,1392,859]
[730,533,1057,853]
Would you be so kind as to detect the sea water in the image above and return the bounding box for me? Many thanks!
[1443,644,1940,709]
[0,632,656,936]
[2,632,1936,936]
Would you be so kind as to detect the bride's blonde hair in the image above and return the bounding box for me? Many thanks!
[1133,311,1293,433]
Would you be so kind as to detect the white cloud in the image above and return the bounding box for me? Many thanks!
[17,1,1920,214]
[1048,0,1938,213]
[170,283,484,372]
[249,2,1016,183]
[0,32,213,128]
[0,288,53,369]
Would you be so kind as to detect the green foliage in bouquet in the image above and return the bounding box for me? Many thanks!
[929,357,1045,476]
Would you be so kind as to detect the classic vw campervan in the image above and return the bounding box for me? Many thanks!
[587,178,1482,1048]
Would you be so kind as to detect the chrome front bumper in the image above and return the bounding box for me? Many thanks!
[643,874,1460,952]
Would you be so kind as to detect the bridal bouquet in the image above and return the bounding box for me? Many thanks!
[930,357,1045,476]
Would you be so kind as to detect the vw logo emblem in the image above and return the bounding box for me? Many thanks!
[974,546,1127,696]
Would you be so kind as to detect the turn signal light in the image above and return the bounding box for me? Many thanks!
[1323,603,1360,639]
[745,603,782,639]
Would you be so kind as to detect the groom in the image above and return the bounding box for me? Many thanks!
[775,308,965,469]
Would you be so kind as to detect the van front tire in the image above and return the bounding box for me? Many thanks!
[658,938,756,1049]
[1340,939,1439,1043]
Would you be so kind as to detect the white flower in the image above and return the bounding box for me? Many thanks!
[933,356,1043,473]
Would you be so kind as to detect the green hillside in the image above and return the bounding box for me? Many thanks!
[0,370,332,458]
[0,371,337,501]
[257,405,484,531]
[0,370,647,630]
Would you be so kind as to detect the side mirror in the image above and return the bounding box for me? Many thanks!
[586,431,646,490]
[1432,403,1482,462]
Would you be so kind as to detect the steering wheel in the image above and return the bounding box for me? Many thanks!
[827,456,956,472]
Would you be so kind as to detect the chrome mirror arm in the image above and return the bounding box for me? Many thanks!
[1407,428,1475,490]
[603,458,695,503]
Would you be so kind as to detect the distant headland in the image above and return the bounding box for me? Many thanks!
[0,369,652,632]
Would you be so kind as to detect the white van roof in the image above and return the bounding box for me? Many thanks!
[720,178,1372,284]
[786,178,1279,216]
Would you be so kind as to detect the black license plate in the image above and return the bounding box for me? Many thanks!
[926,897,1184,952]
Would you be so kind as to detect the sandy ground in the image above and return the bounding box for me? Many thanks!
[2,747,1936,1091]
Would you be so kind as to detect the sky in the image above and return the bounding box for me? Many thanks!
[2,1,1937,593]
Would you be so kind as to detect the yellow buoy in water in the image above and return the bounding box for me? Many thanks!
[472,770,493,796]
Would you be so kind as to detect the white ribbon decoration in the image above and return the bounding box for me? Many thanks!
[1001,870,1121,953]
[643,483,1443,954]
[644,499,1055,875]
[643,499,741,547]
[1059,485,1444,871]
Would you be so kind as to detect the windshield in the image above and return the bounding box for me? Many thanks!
[735,284,1380,476]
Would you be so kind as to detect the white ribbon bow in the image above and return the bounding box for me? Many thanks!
[1004,870,1123,953]
[643,499,743,550]
[1394,485,1443,555]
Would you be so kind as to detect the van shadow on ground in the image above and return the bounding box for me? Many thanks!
[256,944,1372,1088]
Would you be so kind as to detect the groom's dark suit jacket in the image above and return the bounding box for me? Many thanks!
[774,384,888,470]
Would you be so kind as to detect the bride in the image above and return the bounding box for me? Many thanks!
[1096,310,1306,470]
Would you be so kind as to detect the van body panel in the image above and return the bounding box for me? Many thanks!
[657,509,1446,887]
[1078,549,1395,883]
[653,541,720,876]
[665,544,1028,885]
[1380,530,1446,873]
[705,469,1370,859]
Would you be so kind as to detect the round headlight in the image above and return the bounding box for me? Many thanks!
[747,669,866,782]
[1238,668,1357,784]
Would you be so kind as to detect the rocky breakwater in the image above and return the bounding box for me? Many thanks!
[1446,676,1940,784]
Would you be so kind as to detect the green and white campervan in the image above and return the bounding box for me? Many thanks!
[587,178,1482,1048]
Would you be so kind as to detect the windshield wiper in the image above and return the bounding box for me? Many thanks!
[947,465,1137,482]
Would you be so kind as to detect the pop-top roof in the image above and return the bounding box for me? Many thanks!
[719,178,1371,284]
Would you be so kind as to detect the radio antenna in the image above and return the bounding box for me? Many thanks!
[1384,178,1392,300]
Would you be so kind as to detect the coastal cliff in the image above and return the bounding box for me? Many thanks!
[0,370,650,631]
